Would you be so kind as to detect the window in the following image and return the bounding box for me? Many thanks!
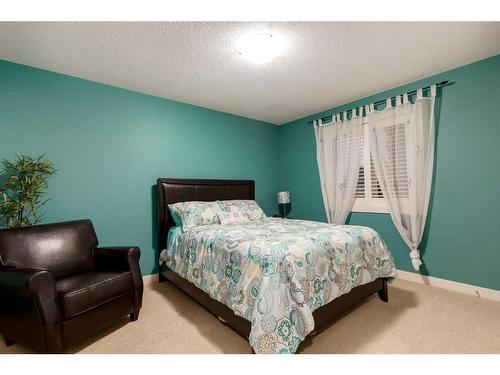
[353,118,410,213]
[352,122,389,213]
[352,120,388,213]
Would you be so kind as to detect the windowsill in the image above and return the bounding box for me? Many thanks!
[352,199,389,214]
[351,208,390,214]
[352,198,411,214]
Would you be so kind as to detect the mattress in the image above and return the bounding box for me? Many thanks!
[159,218,397,353]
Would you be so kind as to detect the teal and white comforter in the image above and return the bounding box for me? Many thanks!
[159,218,397,354]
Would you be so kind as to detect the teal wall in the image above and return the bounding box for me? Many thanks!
[278,55,500,290]
[2,55,499,290]
[0,60,280,275]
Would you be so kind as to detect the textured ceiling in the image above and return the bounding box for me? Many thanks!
[1,22,499,125]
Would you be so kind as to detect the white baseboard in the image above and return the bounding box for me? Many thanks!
[142,273,159,288]
[143,271,500,302]
[396,269,500,302]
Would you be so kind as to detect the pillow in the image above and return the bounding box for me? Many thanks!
[217,200,266,221]
[168,205,183,226]
[217,211,251,225]
[168,201,221,231]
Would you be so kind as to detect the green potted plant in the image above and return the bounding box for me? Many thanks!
[0,154,57,228]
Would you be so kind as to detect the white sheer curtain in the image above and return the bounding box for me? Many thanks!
[314,111,363,224]
[367,85,436,271]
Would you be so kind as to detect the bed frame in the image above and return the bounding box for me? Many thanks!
[156,178,388,352]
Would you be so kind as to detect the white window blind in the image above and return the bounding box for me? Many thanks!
[355,134,365,198]
[353,120,407,213]
[370,157,384,198]
[379,123,409,199]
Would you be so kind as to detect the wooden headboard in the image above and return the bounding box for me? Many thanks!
[156,178,255,252]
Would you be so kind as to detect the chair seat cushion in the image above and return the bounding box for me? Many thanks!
[56,271,133,319]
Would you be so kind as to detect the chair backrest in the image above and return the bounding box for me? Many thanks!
[0,219,98,278]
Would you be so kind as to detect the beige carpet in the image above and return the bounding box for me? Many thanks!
[2,277,500,354]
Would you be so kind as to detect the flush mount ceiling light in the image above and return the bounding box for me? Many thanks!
[239,33,283,64]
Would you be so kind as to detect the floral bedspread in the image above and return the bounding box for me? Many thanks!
[159,218,397,354]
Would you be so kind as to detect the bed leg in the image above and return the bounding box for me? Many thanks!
[3,336,15,347]
[130,310,140,322]
[377,278,389,302]
[159,272,167,283]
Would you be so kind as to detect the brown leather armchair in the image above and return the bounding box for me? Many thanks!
[0,219,143,353]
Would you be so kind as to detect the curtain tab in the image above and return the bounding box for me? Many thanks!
[369,103,375,112]
[343,111,347,121]
[395,95,402,106]
[403,93,409,104]
[417,88,423,100]
[431,84,437,97]
[386,98,392,109]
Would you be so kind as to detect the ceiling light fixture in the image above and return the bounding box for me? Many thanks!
[239,33,283,64]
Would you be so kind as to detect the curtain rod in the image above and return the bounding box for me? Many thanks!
[308,80,450,125]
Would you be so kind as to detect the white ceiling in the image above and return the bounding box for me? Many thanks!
[1,22,499,125]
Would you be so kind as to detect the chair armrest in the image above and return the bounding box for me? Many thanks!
[94,246,143,312]
[94,246,141,272]
[0,267,54,294]
[0,267,63,352]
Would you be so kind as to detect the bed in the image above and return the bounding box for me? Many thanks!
[156,178,397,353]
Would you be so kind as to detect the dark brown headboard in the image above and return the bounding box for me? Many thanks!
[156,178,255,252]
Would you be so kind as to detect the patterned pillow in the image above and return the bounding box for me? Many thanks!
[217,211,251,225]
[168,205,183,226]
[168,201,221,231]
[217,200,266,221]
